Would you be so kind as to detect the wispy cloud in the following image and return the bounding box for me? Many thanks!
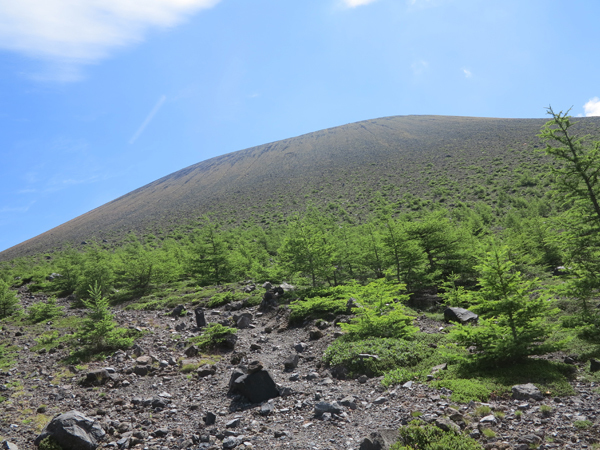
[462,68,472,78]
[0,0,221,81]
[411,60,429,75]
[129,95,167,144]
[0,203,34,214]
[342,0,379,8]
[584,97,600,117]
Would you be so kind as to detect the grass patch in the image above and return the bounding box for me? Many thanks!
[430,358,575,403]
[188,323,237,350]
[391,420,483,450]
[325,333,444,379]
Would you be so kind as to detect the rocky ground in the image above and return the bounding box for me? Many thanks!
[1,286,600,450]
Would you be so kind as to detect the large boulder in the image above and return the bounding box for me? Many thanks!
[228,369,279,403]
[34,411,105,450]
[511,383,543,400]
[443,307,478,324]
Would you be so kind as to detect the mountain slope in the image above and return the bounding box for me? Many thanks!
[3,114,600,261]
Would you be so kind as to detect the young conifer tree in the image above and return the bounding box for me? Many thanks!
[450,244,562,365]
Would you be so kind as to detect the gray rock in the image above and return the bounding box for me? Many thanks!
[512,383,543,400]
[314,401,342,417]
[222,436,240,449]
[34,410,106,450]
[434,417,460,433]
[234,313,252,329]
[340,396,357,410]
[444,307,478,324]
[225,418,240,428]
[197,364,216,378]
[1,441,19,450]
[284,354,299,370]
[294,342,308,353]
[359,429,400,450]
[260,402,274,416]
[479,414,497,424]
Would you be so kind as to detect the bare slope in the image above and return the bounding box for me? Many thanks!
[3,115,600,260]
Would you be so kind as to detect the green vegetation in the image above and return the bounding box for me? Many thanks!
[391,420,483,450]
[188,323,237,350]
[71,283,135,358]
[1,110,600,409]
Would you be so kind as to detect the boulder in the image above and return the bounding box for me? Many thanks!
[229,369,279,403]
[511,383,543,401]
[34,410,105,450]
[443,307,478,324]
[79,369,120,387]
[170,305,186,317]
[194,308,206,328]
[284,354,299,370]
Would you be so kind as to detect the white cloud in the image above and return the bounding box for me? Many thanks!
[0,0,220,80]
[584,97,600,117]
[343,0,379,7]
[462,68,472,78]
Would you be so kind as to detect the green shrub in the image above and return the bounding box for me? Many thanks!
[324,336,433,378]
[38,436,63,450]
[574,420,592,429]
[289,295,348,323]
[73,283,134,355]
[206,291,244,308]
[0,280,19,318]
[27,297,63,323]
[391,420,483,450]
[189,323,237,350]
[430,379,502,403]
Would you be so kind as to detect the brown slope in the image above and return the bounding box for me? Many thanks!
[2,114,600,261]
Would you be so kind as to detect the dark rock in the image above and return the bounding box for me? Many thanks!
[229,369,279,403]
[434,417,460,433]
[309,328,323,340]
[590,358,600,372]
[283,354,299,370]
[359,429,400,450]
[197,365,216,378]
[222,436,240,449]
[194,308,206,328]
[79,369,120,387]
[184,345,199,357]
[512,383,543,401]
[294,342,308,353]
[314,401,342,417]
[175,322,186,332]
[346,297,362,312]
[151,397,170,409]
[153,428,169,437]
[203,412,216,426]
[444,307,478,324]
[340,396,357,410]
[225,418,240,428]
[222,333,238,350]
[234,313,252,329]
[171,305,186,317]
[226,301,244,312]
[34,410,106,450]
[133,366,150,377]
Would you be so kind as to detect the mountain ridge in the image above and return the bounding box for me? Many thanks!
[3,114,600,261]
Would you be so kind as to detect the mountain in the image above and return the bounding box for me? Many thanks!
[3,114,600,261]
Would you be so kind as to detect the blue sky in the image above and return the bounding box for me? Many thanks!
[1,0,599,253]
